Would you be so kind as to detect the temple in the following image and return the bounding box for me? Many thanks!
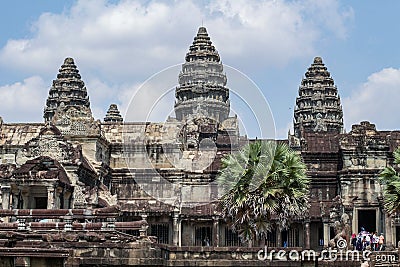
[43,58,91,122]
[175,27,230,123]
[293,56,344,138]
[0,27,398,266]
[104,104,123,123]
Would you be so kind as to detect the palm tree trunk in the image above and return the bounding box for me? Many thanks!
[277,230,282,247]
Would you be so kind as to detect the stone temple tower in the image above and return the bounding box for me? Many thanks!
[293,57,343,138]
[104,104,123,122]
[44,58,91,122]
[174,27,230,123]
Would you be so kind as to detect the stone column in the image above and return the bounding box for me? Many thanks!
[54,188,61,209]
[1,186,11,210]
[384,213,394,249]
[172,214,180,246]
[47,187,54,209]
[22,193,29,209]
[140,214,148,237]
[277,230,282,247]
[323,223,330,247]
[178,219,182,247]
[304,222,311,249]
[212,217,219,247]
[11,193,18,210]
[1,186,11,223]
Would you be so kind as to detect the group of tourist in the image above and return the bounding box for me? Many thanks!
[351,227,385,251]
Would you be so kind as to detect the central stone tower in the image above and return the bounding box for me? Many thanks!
[293,57,343,138]
[44,58,91,122]
[174,27,230,123]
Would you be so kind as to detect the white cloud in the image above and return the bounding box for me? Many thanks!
[0,76,47,122]
[0,0,353,76]
[343,68,400,131]
[0,0,353,123]
[300,0,354,39]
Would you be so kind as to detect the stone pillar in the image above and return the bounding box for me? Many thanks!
[385,213,394,249]
[172,214,180,246]
[1,186,11,210]
[212,217,219,247]
[11,193,18,210]
[140,214,148,237]
[54,188,61,209]
[22,193,29,209]
[304,222,310,249]
[323,223,330,247]
[47,187,54,209]
[178,219,182,247]
[277,230,282,247]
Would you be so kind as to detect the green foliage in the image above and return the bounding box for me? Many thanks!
[217,140,310,242]
[379,147,400,215]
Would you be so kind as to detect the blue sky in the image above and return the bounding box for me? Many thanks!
[0,0,399,139]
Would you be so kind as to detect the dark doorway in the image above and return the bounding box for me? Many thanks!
[281,230,288,247]
[358,209,376,233]
[34,197,47,209]
[195,226,212,246]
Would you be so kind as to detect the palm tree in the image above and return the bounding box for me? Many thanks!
[379,148,400,215]
[217,140,310,243]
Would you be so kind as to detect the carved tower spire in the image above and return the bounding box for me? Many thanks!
[44,58,91,122]
[293,57,343,138]
[104,104,123,122]
[174,27,230,123]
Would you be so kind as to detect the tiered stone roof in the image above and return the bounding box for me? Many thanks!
[44,58,91,122]
[293,57,343,138]
[174,27,230,123]
[104,104,123,122]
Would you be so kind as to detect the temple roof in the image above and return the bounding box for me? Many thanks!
[175,27,230,123]
[185,26,220,62]
[13,156,70,185]
[104,104,123,123]
[293,56,343,138]
[44,58,91,122]
[0,123,45,146]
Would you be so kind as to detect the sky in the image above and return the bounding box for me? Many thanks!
[0,0,399,139]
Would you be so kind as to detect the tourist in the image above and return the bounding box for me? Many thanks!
[351,233,357,250]
[356,233,363,251]
[378,233,385,251]
[203,236,210,246]
[372,232,378,251]
[362,236,367,250]
[365,233,371,249]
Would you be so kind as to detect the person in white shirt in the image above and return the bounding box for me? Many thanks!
[365,234,371,250]
[372,232,378,251]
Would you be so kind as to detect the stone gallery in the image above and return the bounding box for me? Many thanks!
[0,27,398,266]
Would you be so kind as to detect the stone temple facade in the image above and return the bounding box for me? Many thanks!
[0,27,399,266]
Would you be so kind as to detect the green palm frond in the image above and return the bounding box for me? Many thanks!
[379,147,400,215]
[217,140,310,242]
[394,149,400,165]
